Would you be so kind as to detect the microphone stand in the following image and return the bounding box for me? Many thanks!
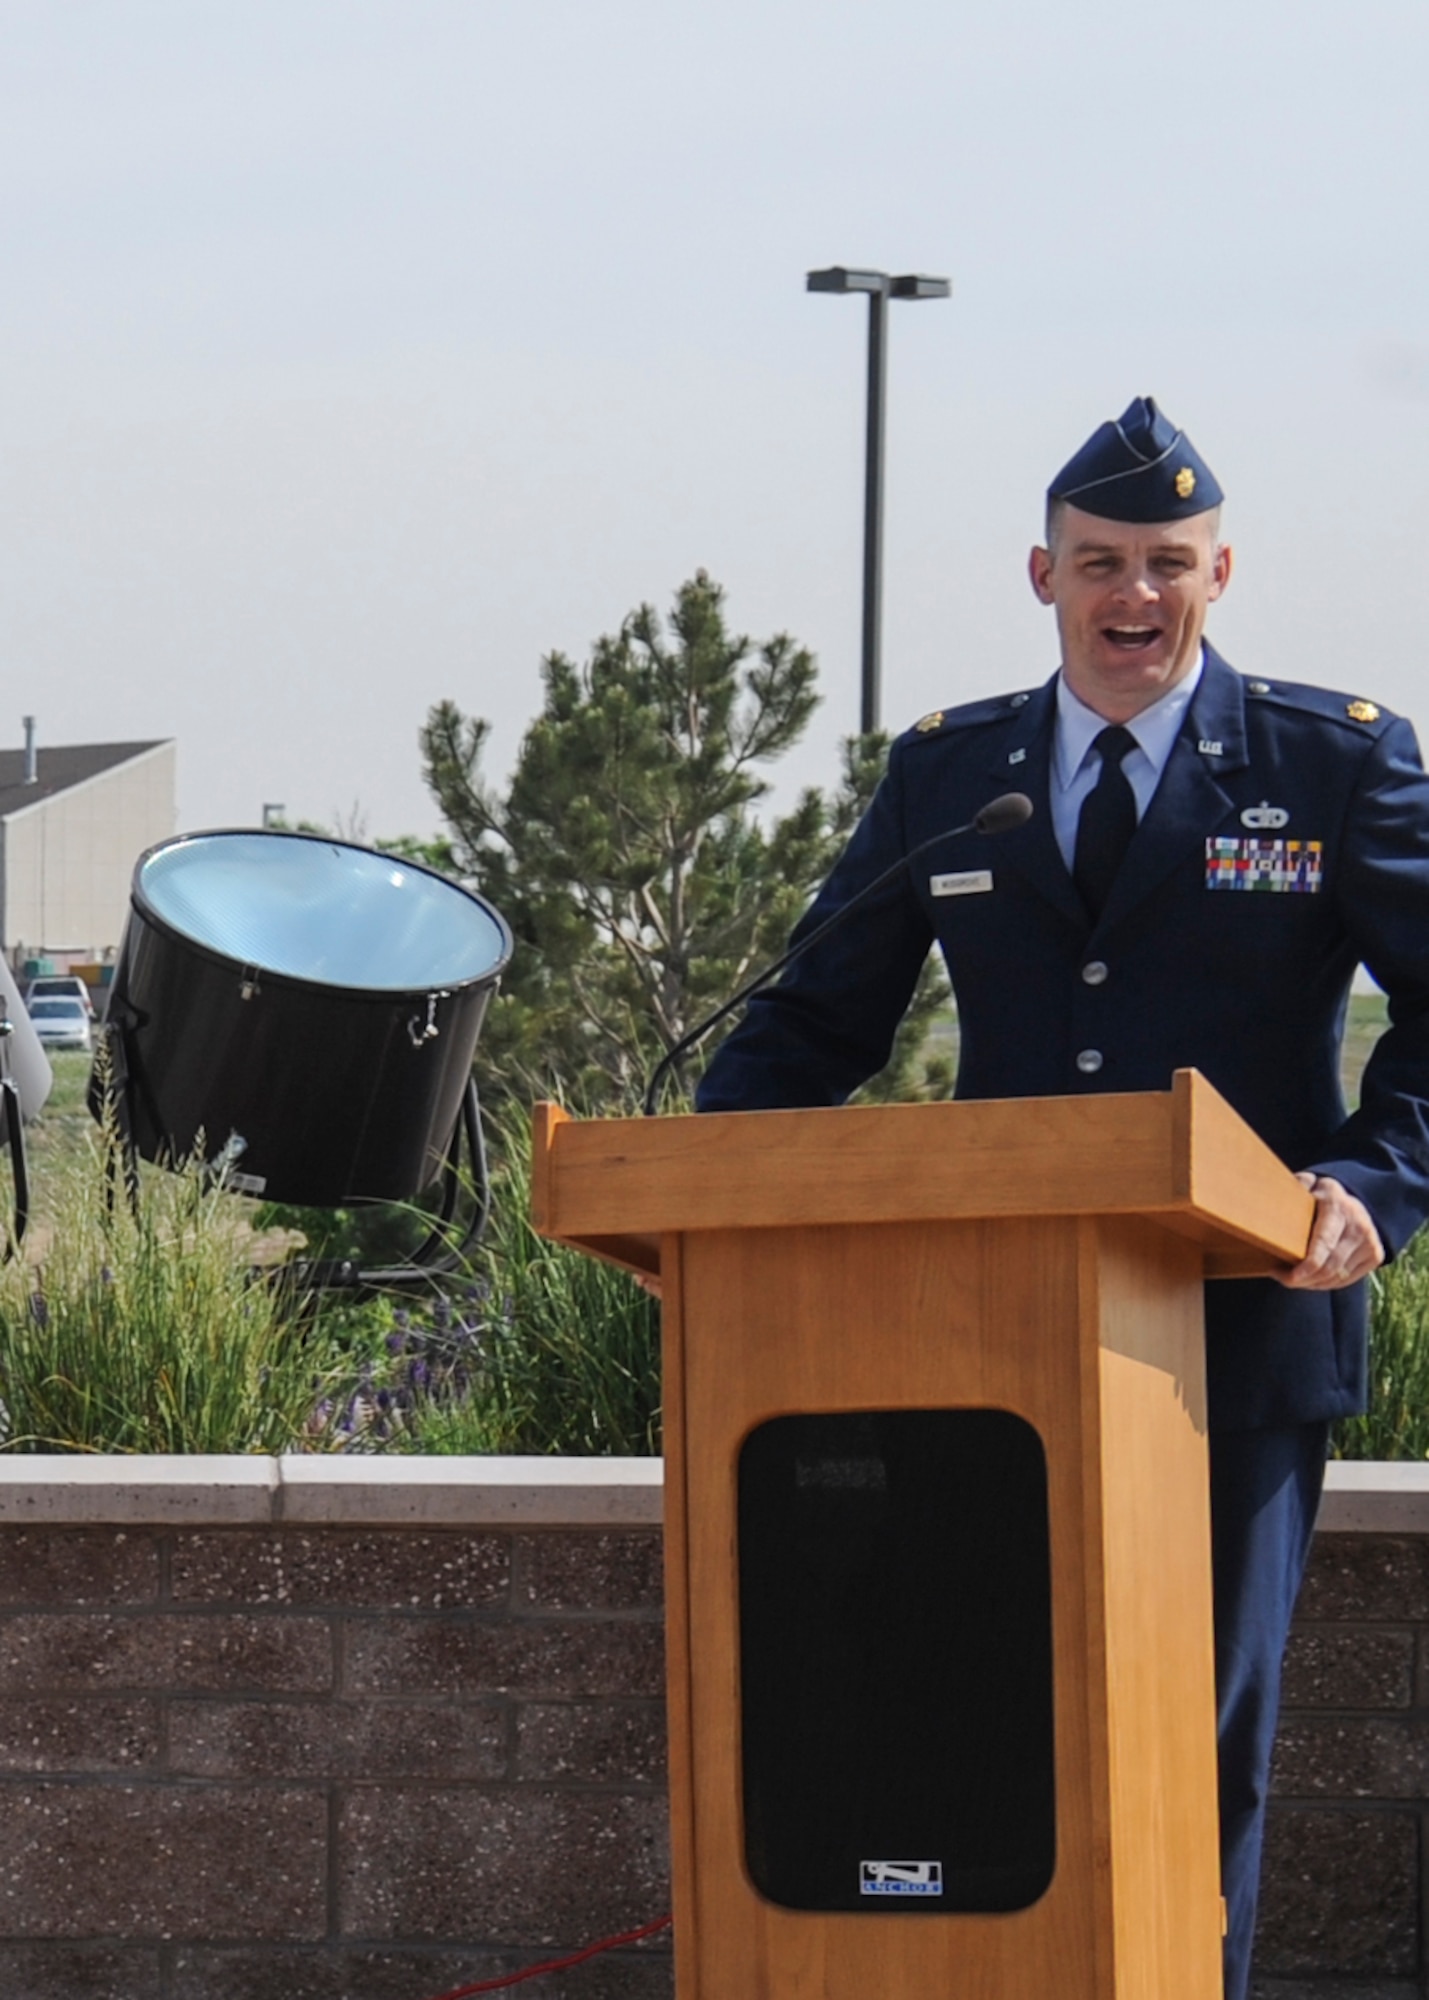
[642,792,1032,1116]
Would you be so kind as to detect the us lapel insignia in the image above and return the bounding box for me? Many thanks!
[1346,699,1380,723]
[1206,837,1323,893]
[1241,801,1290,830]
[1197,739,1224,756]
[915,711,944,733]
[1008,747,1027,765]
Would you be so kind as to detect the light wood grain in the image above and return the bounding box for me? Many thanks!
[677,1218,1106,1997]
[658,1234,701,2000]
[528,1091,1257,1998]
[1086,1217,1224,1998]
[528,1100,568,1239]
[1171,1069,1315,1265]
[531,1071,1314,1271]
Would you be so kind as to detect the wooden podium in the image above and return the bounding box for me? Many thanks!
[531,1069,1314,2000]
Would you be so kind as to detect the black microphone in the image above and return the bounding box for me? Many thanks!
[641,791,1034,1115]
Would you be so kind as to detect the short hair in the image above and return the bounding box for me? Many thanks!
[1044,497,1223,553]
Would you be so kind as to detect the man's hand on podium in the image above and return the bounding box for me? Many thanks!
[1279,1174,1385,1291]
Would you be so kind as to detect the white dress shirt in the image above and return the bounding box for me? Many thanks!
[1049,651,1205,874]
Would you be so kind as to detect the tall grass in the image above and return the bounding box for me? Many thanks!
[0,1113,349,1455]
[356,1120,661,1457]
[1333,1227,1429,1460]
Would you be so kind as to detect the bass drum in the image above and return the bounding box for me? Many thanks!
[98,830,512,1207]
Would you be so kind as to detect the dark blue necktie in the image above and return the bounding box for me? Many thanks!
[1073,725,1138,920]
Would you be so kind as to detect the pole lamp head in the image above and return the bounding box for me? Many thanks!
[806,267,891,295]
[806,268,952,301]
[889,274,952,300]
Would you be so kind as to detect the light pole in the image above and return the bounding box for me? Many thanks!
[807,266,951,734]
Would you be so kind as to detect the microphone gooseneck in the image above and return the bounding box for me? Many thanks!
[641,792,1035,1116]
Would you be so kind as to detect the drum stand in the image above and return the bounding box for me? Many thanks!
[93,1012,491,1297]
[280,1075,493,1296]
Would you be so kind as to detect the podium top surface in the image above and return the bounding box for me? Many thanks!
[531,1070,1314,1280]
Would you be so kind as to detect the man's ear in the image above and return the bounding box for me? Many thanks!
[1028,545,1056,605]
[1209,542,1234,600]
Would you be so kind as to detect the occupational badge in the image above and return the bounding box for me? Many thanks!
[1240,802,1290,830]
[1205,838,1322,893]
[915,711,944,733]
[1346,700,1380,723]
[1175,467,1196,499]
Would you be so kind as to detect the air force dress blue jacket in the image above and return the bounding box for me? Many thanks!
[695,646,1429,1432]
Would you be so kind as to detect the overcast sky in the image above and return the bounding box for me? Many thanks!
[2,0,1427,843]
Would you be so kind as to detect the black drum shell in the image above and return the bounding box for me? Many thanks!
[101,853,508,1208]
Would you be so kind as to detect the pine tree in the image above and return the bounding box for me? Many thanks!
[422,573,951,1111]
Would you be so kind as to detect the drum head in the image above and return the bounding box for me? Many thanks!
[135,831,510,994]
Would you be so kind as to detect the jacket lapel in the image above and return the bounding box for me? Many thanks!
[1094,645,1248,935]
[980,675,1088,931]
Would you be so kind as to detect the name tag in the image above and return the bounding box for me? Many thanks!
[931,870,993,898]
[1205,837,1323,893]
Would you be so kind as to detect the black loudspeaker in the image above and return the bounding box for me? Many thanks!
[737,1408,1056,1914]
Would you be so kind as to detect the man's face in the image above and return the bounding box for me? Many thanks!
[1027,505,1232,720]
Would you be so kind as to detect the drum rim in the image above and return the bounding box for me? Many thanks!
[126,827,514,1000]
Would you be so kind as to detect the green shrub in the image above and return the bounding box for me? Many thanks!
[0,1116,350,1455]
[330,1122,661,1458]
[392,1237,660,1458]
[1333,1228,1429,1460]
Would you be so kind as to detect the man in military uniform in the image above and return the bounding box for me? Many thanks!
[696,397,1429,2000]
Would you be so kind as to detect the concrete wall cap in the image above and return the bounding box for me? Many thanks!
[276,1454,663,1525]
[0,1455,278,1523]
[1319,1459,1429,1534]
[0,1454,663,1527]
[0,1455,1421,1533]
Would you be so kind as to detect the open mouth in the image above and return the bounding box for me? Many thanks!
[1102,625,1162,655]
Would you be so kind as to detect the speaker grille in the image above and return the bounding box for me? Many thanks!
[737,1409,1056,1913]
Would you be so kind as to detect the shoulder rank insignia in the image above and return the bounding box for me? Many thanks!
[1346,699,1380,723]
[915,711,944,733]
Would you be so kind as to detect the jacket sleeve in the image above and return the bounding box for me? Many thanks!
[1304,715,1429,1255]
[695,741,935,1112]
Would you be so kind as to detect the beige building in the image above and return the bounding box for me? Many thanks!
[0,734,176,961]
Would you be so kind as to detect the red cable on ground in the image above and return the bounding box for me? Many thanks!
[420,1914,673,2000]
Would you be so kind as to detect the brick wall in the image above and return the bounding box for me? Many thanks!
[1254,1532,1429,2000]
[0,1463,1426,2000]
[0,1505,672,2000]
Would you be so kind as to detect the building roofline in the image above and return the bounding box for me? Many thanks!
[0,740,175,826]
